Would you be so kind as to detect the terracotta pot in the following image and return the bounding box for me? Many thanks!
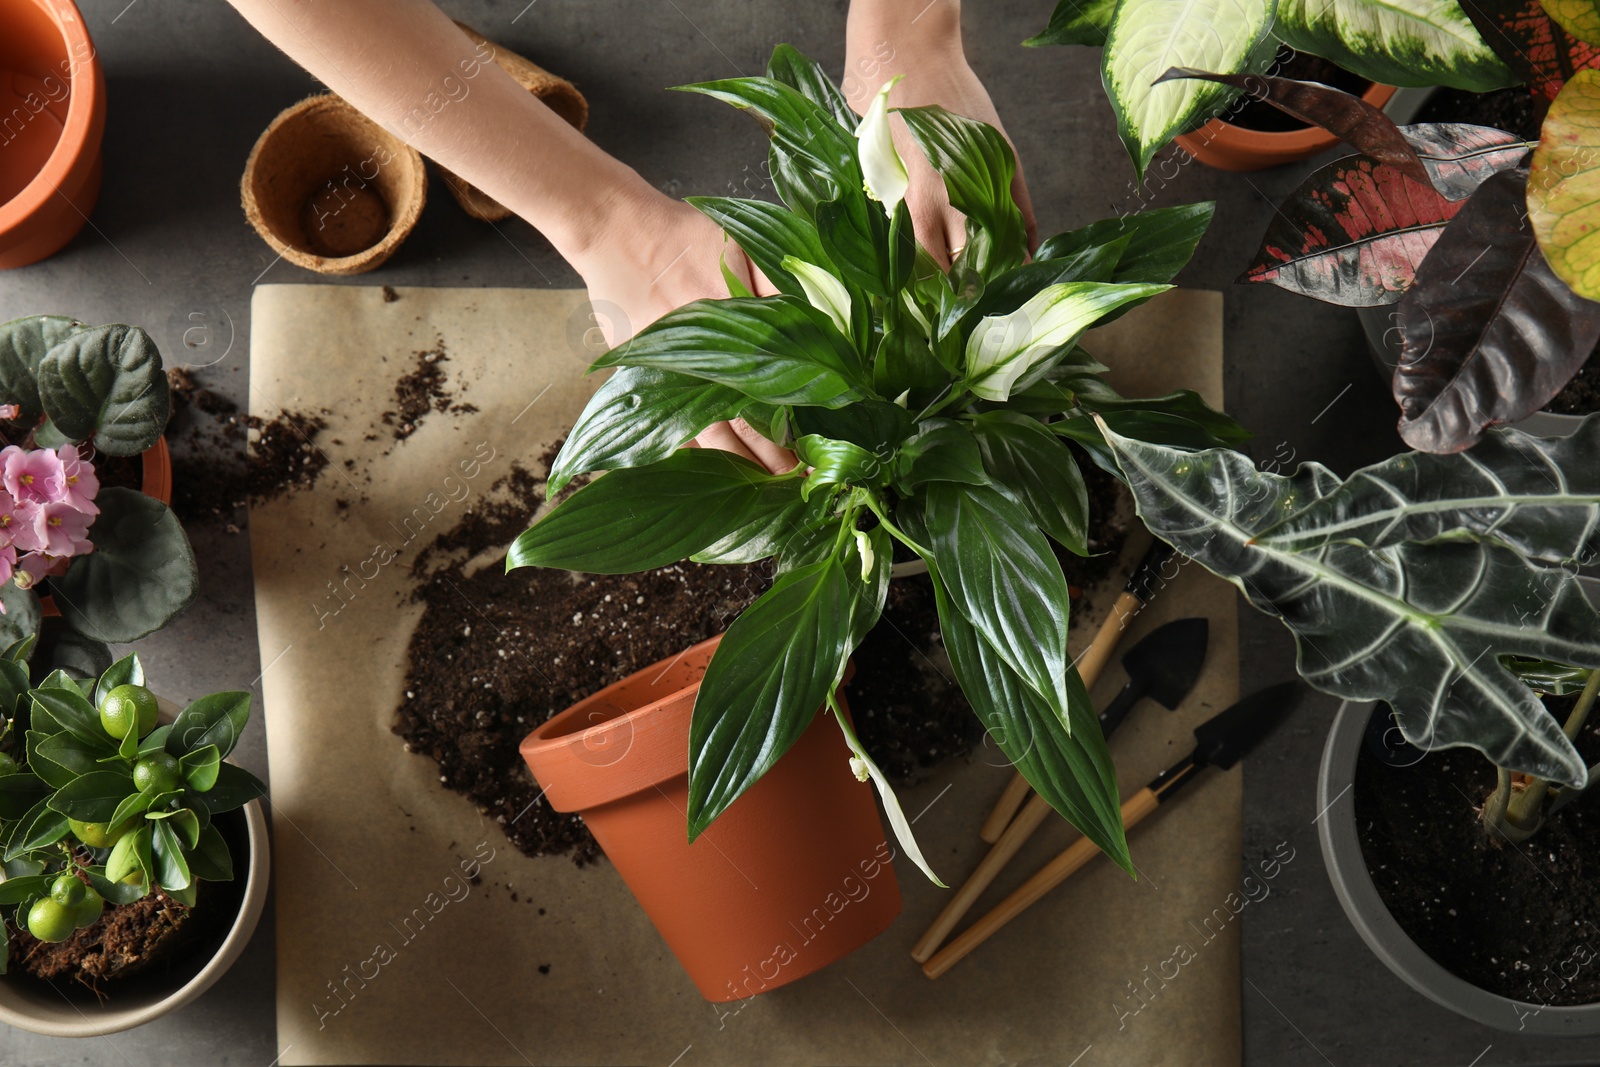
[39,436,172,618]
[240,94,427,275]
[1174,82,1397,172]
[520,636,902,1002]
[0,0,105,269]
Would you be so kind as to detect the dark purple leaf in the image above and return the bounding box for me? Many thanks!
[1156,67,1431,185]
[1397,123,1531,200]
[1461,0,1600,102]
[1395,166,1600,452]
[1242,156,1464,306]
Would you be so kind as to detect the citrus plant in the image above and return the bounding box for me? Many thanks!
[507,45,1247,881]
[0,649,264,970]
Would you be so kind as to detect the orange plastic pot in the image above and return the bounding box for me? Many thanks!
[39,436,172,618]
[0,0,105,269]
[520,636,902,1002]
[1174,82,1397,172]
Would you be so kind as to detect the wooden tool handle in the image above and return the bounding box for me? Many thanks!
[912,792,1054,962]
[923,787,1161,979]
[977,589,1143,843]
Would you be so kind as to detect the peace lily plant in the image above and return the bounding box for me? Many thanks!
[509,45,1246,881]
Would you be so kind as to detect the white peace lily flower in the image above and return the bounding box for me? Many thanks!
[856,76,908,217]
[892,389,910,408]
[849,756,870,782]
[782,255,852,336]
[853,529,875,581]
[965,282,1122,402]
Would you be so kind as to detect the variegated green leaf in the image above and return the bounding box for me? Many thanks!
[1276,0,1516,91]
[1102,423,1600,787]
[1102,0,1276,178]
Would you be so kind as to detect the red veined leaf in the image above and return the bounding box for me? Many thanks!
[1462,0,1600,101]
[1242,156,1463,306]
[1398,123,1532,200]
[1395,166,1600,452]
[1157,68,1432,185]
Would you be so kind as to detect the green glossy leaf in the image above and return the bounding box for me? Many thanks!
[909,482,1073,719]
[893,419,988,491]
[687,555,859,839]
[1102,424,1600,787]
[928,566,1129,871]
[24,732,73,790]
[686,196,830,299]
[765,43,857,131]
[510,451,803,574]
[0,585,42,655]
[191,762,266,814]
[166,807,201,850]
[1027,0,1117,46]
[36,732,122,781]
[177,745,221,792]
[1035,203,1216,284]
[815,191,895,298]
[793,400,914,455]
[84,864,146,905]
[167,691,251,761]
[4,797,68,860]
[36,324,170,454]
[944,239,1129,341]
[690,482,823,566]
[1103,0,1276,178]
[0,315,84,420]
[596,296,868,408]
[1070,378,1252,445]
[47,770,136,822]
[3,635,36,665]
[898,106,1027,274]
[94,653,144,710]
[187,823,233,882]
[1276,0,1517,91]
[795,434,887,499]
[105,824,151,887]
[30,687,114,753]
[149,820,191,892]
[108,788,155,831]
[54,488,199,643]
[137,725,171,757]
[0,873,49,906]
[0,658,27,720]
[970,411,1091,555]
[676,77,860,192]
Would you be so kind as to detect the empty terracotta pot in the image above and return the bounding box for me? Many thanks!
[241,94,426,275]
[0,0,105,269]
[1174,82,1396,172]
[441,22,588,222]
[521,636,902,1002]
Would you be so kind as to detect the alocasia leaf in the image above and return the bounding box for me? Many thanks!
[1101,423,1600,788]
[1395,167,1600,452]
[1102,0,1277,178]
[1026,0,1118,46]
[1463,0,1600,101]
[1274,0,1516,91]
[1530,69,1600,300]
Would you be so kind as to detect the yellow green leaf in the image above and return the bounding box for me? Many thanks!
[1530,70,1600,300]
[1541,0,1600,46]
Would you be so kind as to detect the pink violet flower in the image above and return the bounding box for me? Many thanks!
[56,444,99,515]
[0,493,43,554]
[12,551,53,591]
[0,543,15,587]
[3,446,64,506]
[31,501,93,557]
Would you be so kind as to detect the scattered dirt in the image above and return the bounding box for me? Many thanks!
[8,888,194,986]
[1412,86,1541,142]
[1355,695,1600,1005]
[382,345,479,440]
[392,438,1131,862]
[1226,47,1371,133]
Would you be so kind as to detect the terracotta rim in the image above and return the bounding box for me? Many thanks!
[1174,82,1398,169]
[0,0,102,236]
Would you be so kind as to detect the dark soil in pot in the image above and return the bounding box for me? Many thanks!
[1545,356,1600,416]
[1354,698,1600,1005]
[1226,47,1371,132]
[392,439,1130,865]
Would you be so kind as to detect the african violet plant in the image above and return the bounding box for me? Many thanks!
[1157,48,1600,453]
[0,650,264,972]
[0,316,197,655]
[507,45,1247,881]
[1028,0,1513,177]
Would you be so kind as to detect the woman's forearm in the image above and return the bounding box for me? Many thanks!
[225,0,649,263]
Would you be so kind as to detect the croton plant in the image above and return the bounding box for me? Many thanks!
[0,651,265,971]
[0,316,197,666]
[509,45,1248,880]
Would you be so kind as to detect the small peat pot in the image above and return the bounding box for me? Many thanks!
[1174,48,1395,171]
[241,94,426,275]
[520,636,902,1002]
[440,23,588,222]
[0,0,105,269]
[0,801,269,1037]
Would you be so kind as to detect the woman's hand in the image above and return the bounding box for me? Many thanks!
[845,0,1037,265]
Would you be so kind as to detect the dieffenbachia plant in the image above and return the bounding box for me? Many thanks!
[507,45,1246,881]
[1154,58,1600,453]
[0,317,197,656]
[1027,0,1513,177]
[1100,414,1600,808]
[0,651,264,970]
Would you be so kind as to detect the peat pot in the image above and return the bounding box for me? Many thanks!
[520,635,902,1002]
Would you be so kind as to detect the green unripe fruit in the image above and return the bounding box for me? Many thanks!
[100,684,159,740]
[0,752,17,776]
[49,873,85,907]
[133,752,181,795]
[69,817,136,849]
[73,888,104,929]
[26,897,76,943]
